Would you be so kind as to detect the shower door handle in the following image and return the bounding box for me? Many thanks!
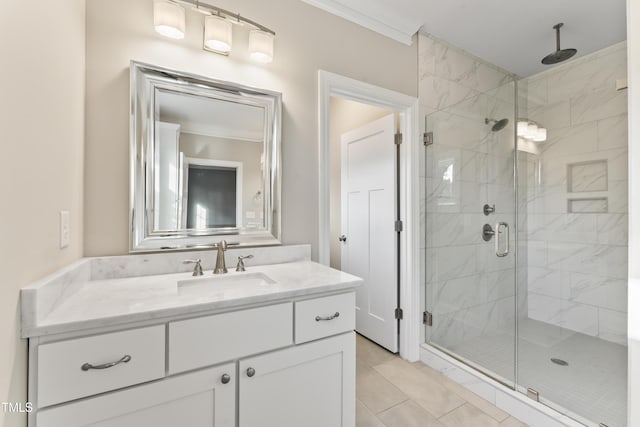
[495,222,509,257]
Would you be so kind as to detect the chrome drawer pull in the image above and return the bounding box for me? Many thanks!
[315,312,340,322]
[81,355,131,371]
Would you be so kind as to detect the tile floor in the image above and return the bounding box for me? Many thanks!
[356,334,528,427]
[446,318,626,427]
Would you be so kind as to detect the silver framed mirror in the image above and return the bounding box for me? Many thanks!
[130,61,281,252]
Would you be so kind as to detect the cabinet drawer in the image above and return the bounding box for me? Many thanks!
[37,363,236,427]
[37,325,165,408]
[294,292,355,344]
[169,303,293,374]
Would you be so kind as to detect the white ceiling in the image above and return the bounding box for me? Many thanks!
[302,0,627,76]
[158,91,265,142]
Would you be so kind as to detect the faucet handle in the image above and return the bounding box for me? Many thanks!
[183,259,203,276]
[236,255,254,272]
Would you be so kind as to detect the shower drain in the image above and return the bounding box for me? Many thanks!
[550,358,569,366]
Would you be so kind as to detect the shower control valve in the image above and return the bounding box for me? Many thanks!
[483,204,496,216]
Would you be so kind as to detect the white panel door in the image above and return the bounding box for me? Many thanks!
[238,332,355,427]
[155,121,180,230]
[341,114,398,352]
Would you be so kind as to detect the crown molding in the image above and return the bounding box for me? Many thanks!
[301,0,416,46]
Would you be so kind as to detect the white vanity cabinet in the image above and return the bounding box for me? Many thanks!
[37,363,236,427]
[29,291,356,427]
[239,332,355,427]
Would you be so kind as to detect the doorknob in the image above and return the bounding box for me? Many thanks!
[338,235,347,242]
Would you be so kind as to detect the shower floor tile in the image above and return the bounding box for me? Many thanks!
[447,318,627,427]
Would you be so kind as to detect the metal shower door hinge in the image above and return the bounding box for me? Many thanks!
[394,220,403,232]
[423,311,433,326]
[394,132,403,145]
[526,388,539,402]
[395,308,403,320]
[423,131,433,146]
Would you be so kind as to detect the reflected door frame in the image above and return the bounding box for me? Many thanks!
[317,70,421,361]
[182,157,243,229]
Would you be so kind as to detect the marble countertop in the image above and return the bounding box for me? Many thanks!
[21,246,362,338]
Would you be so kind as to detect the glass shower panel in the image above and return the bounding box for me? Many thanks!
[516,56,628,426]
[424,81,517,387]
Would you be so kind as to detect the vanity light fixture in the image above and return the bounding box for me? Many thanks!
[153,0,186,39]
[517,119,547,143]
[153,0,276,63]
[204,14,232,54]
[249,30,275,63]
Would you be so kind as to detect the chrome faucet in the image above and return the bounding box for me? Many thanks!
[213,240,228,274]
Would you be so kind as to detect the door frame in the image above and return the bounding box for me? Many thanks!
[317,70,420,361]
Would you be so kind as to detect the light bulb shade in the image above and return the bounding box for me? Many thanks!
[525,123,538,139]
[533,127,547,142]
[154,0,185,39]
[517,120,528,137]
[204,15,232,53]
[249,30,274,63]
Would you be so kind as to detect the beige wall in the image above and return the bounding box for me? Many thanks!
[329,97,391,269]
[0,1,86,426]
[84,0,417,258]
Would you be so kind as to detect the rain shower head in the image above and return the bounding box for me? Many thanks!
[485,117,509,132]
[542,23,577,65]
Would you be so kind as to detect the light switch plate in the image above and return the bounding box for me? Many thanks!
[60,210,70,249]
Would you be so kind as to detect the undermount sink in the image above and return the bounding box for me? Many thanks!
[177,272,277,294]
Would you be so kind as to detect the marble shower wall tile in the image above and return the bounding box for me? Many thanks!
[570,273,627,312]
[597,213,628,245]
[541,122,598,158]
[545,42,627,104]
[528,99,571,131]
[598,308,627,345]
[420,73,482,112]
[433,40,513,94]
[419,32,521,350]
[528,294,598,336]
[521,43,628,344]
[571,87,628,125]
[598,114,628,150]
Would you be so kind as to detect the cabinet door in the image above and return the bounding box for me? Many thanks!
[239,332,355,427]
[37,363,235,427]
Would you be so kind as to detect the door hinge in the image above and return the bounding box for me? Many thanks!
[395,307,403,320]
[394,132,403,145]
[394,220,403,232]
[423,311,433,326]
[423,131,434,146]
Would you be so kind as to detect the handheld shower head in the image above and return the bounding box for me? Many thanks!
[485,118,509,132]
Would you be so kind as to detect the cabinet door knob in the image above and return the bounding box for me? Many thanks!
[246,367,256,377]
[221,373,231,384]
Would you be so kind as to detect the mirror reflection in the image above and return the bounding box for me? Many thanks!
[154,90,266,231]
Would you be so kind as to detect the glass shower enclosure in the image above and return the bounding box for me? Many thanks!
[424,69,628,427]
